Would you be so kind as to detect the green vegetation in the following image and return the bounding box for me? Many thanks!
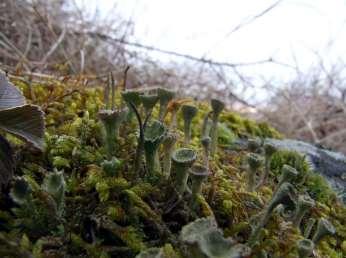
[0,73,344,258]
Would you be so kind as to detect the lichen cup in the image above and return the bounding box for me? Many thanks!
[171,148,197,195]
[189,164,210,206]
[144,120,167,176]
[181,104,198,144]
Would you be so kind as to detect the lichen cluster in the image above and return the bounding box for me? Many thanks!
[0,77,344,258]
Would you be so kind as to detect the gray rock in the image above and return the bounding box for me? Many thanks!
[228,138,346,202]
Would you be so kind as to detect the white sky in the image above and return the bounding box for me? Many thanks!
[76,0,346,82]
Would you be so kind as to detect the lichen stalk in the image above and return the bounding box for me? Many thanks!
[189,165,209,207]
[210,99,224,157]
[246,153,261,192]
[258,142,277,186]
[162,132,178,179]
[292,194,315,228]
[171,148,197,195]
[181,105,198,145]
[248,182,296,246]
[98,109,127,159]
[297,239,314,258]
[201,137,211,168]
[143,120,166,176]
[303,218,316,239]
[311,218,336,244]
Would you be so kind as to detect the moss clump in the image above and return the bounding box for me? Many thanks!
[0,77,343,258]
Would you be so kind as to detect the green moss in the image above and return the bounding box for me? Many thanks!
[305,174,335,203]
[1,78,343,258]
[270,150,310,187]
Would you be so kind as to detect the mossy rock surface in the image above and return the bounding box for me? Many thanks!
[0,78,344,258]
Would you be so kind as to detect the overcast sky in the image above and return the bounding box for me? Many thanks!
[76,0,346,82]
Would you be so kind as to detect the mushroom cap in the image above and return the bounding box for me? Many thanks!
[297,239,314,257]
[211,98,225,115]
[181,104,198,122]
[139,94,159,110]
[121,90,142,107]
[264,142,277,157]
[157,88,176,103]
[247,153,262,170]
[172,148,197,167]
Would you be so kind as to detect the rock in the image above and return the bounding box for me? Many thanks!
[228,138,346,202]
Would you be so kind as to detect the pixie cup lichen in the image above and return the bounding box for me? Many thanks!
[279,164,298,186]
[297,239,314,258]
[201,136,211,168]
[249,182,296,246]
[247,138,261,153]
[10,177,31,204]
[144,120,167,176]
[98,108,127,158]
[101,157,122,177]
[42,170,66,212]
[162,132,178,179]
[171,148,197,195]
[189,164,210,206]
[210,99,224,157]
[181,104,198,144]
[304,218,316,238]
[312,218,336,244]
[157,88,175,121]
[292,194,315,228]
[122,90,142,109]
[246,153,262,192]
[258,142,277,186]
[139,94,159,116]
[121,90,142,120]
